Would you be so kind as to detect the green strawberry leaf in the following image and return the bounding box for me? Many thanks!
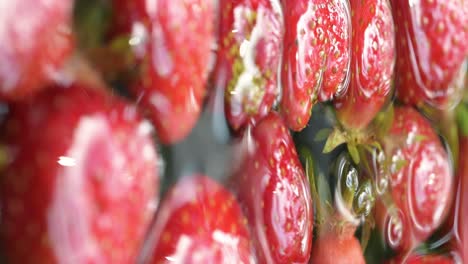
[323,129,346,153]
[393,159,408,173]
[314,128,333,142]
[372,103,394,139]
[347,143,360,164]
[360,215,375,252]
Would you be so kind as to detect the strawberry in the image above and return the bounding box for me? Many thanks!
[393,0,468,109]
[377,106,453,253]
[214,0,283,131]
[0,0,74,101]
[0,84,160,263]
[230,112,313,263]
[145,175,255,264]
[110,0,215,144]
[300,147,366,264]
[310,231,365,264]
[333,0,395,130]
[280,0,351,131]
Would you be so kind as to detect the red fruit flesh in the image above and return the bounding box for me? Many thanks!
[393,0,468,109]
[380,106,453,252]
[0,85,159,263]
[334,0,395,130]
[147,175,255,264]
[0,0,74,101]
[230,112,313,263]
[281,0,351,131]
[215,0,283,131]
[309,232,365,264]
[111,0,215,144]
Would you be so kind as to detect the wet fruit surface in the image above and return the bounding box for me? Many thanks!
[145,175,255,263]
[393,0,468,109]
[280,0,351,131]
[110,0,215,144]
[230,112,313,263]
[0,0,466,263]
[378,106,453,252]
[333,0,395,130]
[0,0,74,101]
[215,0,283,132]
[0,85,159,263]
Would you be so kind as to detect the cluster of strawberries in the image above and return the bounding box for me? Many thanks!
[0,0,466,263]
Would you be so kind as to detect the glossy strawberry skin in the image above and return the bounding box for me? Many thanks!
[309,232,365,264]
[393,0,468,109]
[280,0,351,131]
[379,106,453,252]
[0,0,74,101]
[0,85,159,263]
[334,0,395,130]
[110,0,214,144]
[230,112,313,263]
[214,0,283,131]
[146,175,255,264]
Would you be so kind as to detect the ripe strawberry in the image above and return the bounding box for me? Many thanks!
[145,175,255,263]
[230,112,313,263]
[0,84,159,263]
[377,106,453,252]
[0,0,74,101]
[280,0,351,131]
[310,231,365,264]
[110,0,215,144]
[333,0,395,130]
[393,0,468,109]
[214,0,283,131]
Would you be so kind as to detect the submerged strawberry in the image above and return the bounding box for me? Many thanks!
[393,0,468,109]
[0,0,74,101]
[333,0,395,130]
[230,112,313,263]
[310,230,365,264]
[214,0,283,131]
[110,0,214,144]
[377,106,453,252]
[145,175,255,263]
[280,0,351,131]
[0,84,159,263]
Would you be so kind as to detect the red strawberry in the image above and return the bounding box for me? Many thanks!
[0,84,159,263]
[333,0,395,130]
[377,106,453,252]
[110,0,215,144]
[145,175,255,263]
[310,230,365,264]
[214,0,283,131]
[280,0,351,131]
[393,0,468,109]
[230,112,313,263]
[0,0,74,101]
